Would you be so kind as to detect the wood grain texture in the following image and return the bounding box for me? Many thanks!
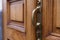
[53,0,60,34]
[46,35,60,40]
[10,1,24,22]
[53,0,57,33]
[7,27,26,40]
[10,3,16,20]
[56,0,60,28]
[8,22,25,32]
[2,0,8,40]
[42,0,53,40]
[26,0,37,40]
[23,0,27,39]
[51,33,60,37]
[55,29,60,34]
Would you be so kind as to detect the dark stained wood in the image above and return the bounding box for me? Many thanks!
[56,26,60,29]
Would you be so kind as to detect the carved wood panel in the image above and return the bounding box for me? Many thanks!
[10,1,24,22]
[56,0,60,28]
[7,27,25,40]
[53,0,60,34]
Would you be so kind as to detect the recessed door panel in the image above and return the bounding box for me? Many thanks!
[7,27,25,40]
[15,2,23,21]
[10,1,24,22]
[10,3,16,20]
[53,0,60,34]
[56,0,60,27]
[3,0,38,40]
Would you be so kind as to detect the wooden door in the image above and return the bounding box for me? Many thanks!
[52,0,60,39]
[43,0,60,40]
[3,0,37,40]
[3,0,26,40]
[3,0,60,40]
[53,0,60,34]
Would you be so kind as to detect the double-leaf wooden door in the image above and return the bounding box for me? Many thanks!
[3,0,60,40]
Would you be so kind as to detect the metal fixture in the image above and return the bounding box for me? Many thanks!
[32,0,42,40]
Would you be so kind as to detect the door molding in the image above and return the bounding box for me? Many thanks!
[26,0,37,40]
[2,0,27,40]
[2,0,8,40]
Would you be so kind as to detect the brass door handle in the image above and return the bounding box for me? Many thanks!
[32,6,41,26]
[32,0,42,40]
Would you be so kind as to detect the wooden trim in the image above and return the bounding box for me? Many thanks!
[8,0,23,3]
[56,0,60,28]
[7,2,10,23]
[56,26,60,29]
[8,24,25,33]
[53,0,60,34]
[53,0,57,33]
[42,0,53,40]
[51,33,60,37]
[26,0,37,40]
[2,0,8,40]
[24,0,27,29]
[46,35,60,40]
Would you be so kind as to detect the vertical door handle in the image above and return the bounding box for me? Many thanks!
[32,6,41,26]
[32,5,42,40]
[32,0,42,40]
